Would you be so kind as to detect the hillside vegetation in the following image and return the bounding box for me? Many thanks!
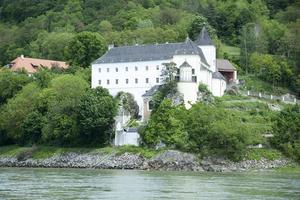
[0,0,299,96]
[0,1,299,162]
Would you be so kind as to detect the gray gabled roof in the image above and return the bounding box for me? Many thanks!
[216,59,236,71]
[195,27,214,46]
[212,71,226,80]
[92,38,209,66]
[142,85,161,97]
[179,60,192,68]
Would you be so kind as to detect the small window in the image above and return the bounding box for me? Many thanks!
[156,65,159,70]
[146,66,149,71]
[107,68,109,72]
[125,67,128,71]
[115,68,118,72]
[126,79,129,84]
[107,79,110,85]
[115,79,118,84]
[156,78,159,83]
[148,100,154,111]
[192,69,195,75]
[98,80,101,85]
[135,78,138,84]
[135,66,138,71]
[146,78,149,83]
[98,68,101,73]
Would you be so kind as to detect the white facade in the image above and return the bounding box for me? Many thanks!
[92,60,167,115]
[114,131,140,146]
[91,35,228,116]
[199,45,216,72]
[212,78,226,97]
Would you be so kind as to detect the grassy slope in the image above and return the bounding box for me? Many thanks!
[0,145,160,159]
[222,45,240,58]
[239,75,291,95]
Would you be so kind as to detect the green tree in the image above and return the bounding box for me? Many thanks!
[67,31,107,68]
[20,111,45,145]
[0,83,41,144]
[140,99,188,149]
[0,69,32,105]
[249,53,283,86]
[272,105,300,162]
[188,15,215,41]
[116,92,139,119]
[42,74,89,145]
[29,32,74,61]
[77,87,117,146]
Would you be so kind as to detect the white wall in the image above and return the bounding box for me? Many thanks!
[172,54,212,87]
[212,78,226,97]
[92,53,216,116]
[92,60,169,115]
[177,82,198,109]
[199,45,216,72]
[114,131,140,146]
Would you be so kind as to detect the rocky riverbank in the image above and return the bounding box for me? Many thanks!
[0,150,292,172]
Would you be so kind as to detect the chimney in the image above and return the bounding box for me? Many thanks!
[21,55,24,59]
[108,44,114,50]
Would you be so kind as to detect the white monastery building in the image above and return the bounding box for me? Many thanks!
[92,27,237,119]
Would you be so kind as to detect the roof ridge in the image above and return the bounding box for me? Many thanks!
[15,56,66,63]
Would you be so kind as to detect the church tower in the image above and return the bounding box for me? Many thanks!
[195,27,216,72]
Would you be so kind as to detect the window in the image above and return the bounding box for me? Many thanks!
[115,79,119,84]
[125,67,128,71]
[156,78,159,83]
[107,68,109,72]
[135,78,138,84]
[146,78,149,83]
[107,79,110,85]
[135,66,138,71]
[156,65,159,70]
[192,69,195,75]
[148,100,154,111]
[126,79,129,84]
[146,66,149,71]
[98,68,101,73]
[115,68,118,72]
[98,80,101,85]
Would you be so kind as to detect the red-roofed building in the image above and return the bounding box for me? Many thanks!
[8,55,68,74]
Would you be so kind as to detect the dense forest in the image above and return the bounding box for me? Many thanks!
[0,0,299,95]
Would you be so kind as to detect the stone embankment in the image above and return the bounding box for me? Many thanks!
[0,150,292,172]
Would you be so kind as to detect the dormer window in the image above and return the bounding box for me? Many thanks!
[135,66,138,71]
[107,68,109,72]
[115,68,118,72]
[126,67,128,71]
[31,63,39,68]
[146,66,149,71]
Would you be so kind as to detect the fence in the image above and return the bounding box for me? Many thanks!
[241,90,299,104]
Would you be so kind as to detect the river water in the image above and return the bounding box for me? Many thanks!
[0,168,299,200]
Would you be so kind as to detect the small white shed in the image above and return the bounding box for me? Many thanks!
[114,128,140,146]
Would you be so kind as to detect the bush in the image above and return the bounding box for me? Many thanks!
[77,87,117,146]
[140,99,188,149]
[186,103,251,160]
[272,104,300,162]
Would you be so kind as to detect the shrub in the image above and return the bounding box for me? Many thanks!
[272,104,300,162]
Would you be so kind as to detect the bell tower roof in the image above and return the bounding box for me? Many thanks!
[195,27,214,46]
